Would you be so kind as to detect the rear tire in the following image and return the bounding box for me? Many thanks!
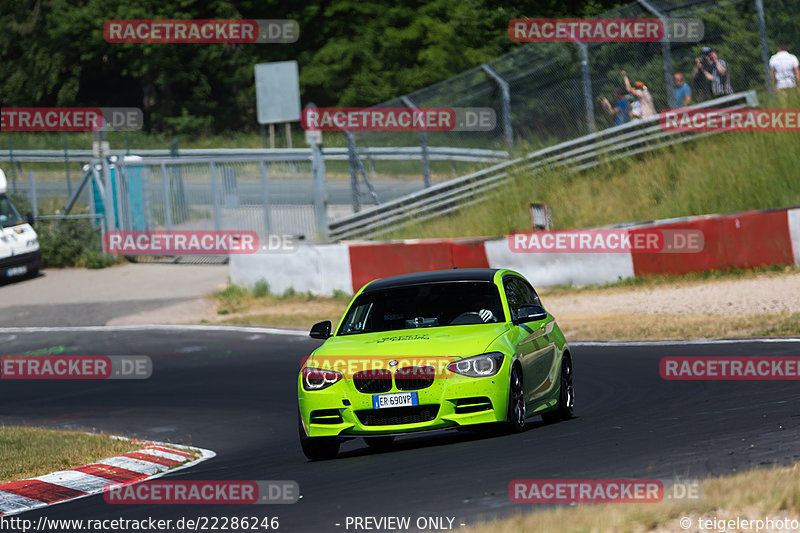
[299,415,340,461]
[504,366,526,433]
[363,436,395,450]
[542,355,574,424]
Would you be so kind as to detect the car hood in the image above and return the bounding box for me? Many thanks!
[310,323,510,360]
[0,223,39,258]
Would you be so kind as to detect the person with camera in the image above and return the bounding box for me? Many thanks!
[694,47,733,99]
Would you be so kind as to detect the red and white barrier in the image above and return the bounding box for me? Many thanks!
[0,439,214,516]
[230,206,800,295]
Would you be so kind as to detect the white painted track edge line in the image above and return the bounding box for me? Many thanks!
[0,324,308,336]
[2,326,800,345]
[571,337,800,346]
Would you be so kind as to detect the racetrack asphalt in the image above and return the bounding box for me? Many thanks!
[2,327,800,532]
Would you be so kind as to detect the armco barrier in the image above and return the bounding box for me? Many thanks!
[230,206,800,296]
[328,92,759,241]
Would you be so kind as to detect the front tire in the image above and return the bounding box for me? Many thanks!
[542,355,574,423]
[504,366,526,433]
[299,415,340,461]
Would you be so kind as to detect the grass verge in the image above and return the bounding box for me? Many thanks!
[556,311,800,341]
[0,426,141,484]
[539,264,799,298]
[206,268,800,341]
[211,280,350,329]
[385,96,800,240]
[462,463,800,533]
[210,267,800,340]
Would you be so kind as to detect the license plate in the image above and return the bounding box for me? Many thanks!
[372,391,418,409]
[6,266,27,277]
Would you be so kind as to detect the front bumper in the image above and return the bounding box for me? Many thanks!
[298,361,511,438]
[0,249,41,279]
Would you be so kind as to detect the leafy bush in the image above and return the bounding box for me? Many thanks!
[36,220,119,269]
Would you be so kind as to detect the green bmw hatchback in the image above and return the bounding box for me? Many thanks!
[298,268,573,460]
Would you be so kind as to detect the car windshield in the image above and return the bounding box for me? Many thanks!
[0,195,24,228]
[338,281,504,335]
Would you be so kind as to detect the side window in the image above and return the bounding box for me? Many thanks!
[342,302,373,333]
[519,279,542,308]
[504,277,541,321]
[503,278,525,320]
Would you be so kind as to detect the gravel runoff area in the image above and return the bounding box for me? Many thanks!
[3,264,800,329]
[542,271,800,317]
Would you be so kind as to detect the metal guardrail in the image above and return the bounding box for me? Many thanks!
[0,146,509,164]
[328,91,760,241]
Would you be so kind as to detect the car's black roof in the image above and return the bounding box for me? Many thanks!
[362,268,500,293]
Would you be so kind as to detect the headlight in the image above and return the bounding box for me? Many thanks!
[447,352,505,377]
[302,367,343,390]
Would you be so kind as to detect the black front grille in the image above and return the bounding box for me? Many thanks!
[353,369,392,393]
[395,366,435,390]
[310,409,343,424]
[355,405,439,426]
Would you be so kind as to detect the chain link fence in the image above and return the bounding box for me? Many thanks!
[353,0,798,154]
[1,0,797,251]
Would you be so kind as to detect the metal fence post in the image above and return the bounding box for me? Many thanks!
[401,96,431,188]
[637,0,675,108]
[28,170,37,217]
[7,136,16,192]
[62,134,72,196]
[142,167,154,231]
[160,162,173,231]
[755,0,775,104]
[576,42,596,133]
[64,165,94,217]
[101,156,116,230]
[346,132,361,213]
[100,217,107,257]
[259,160,272,237]
[481,64,514,148]
[209,161,222,232]
[115,160,129,231]
[311,142,330,241]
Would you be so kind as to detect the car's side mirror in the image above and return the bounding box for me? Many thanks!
[309,320,332,339]
[513,304,548,325]
[25,212,35,227]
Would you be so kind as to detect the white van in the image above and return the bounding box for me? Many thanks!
[0,168,41,280]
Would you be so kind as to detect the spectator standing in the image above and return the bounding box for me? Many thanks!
[621,70,656,118]
[695,47,733,97]
[674,73,692,107]
[600,88,631,126]
[630,95,642,120]
[769,43,800,90]
[693,47,714,100]
[707,49,733,96]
